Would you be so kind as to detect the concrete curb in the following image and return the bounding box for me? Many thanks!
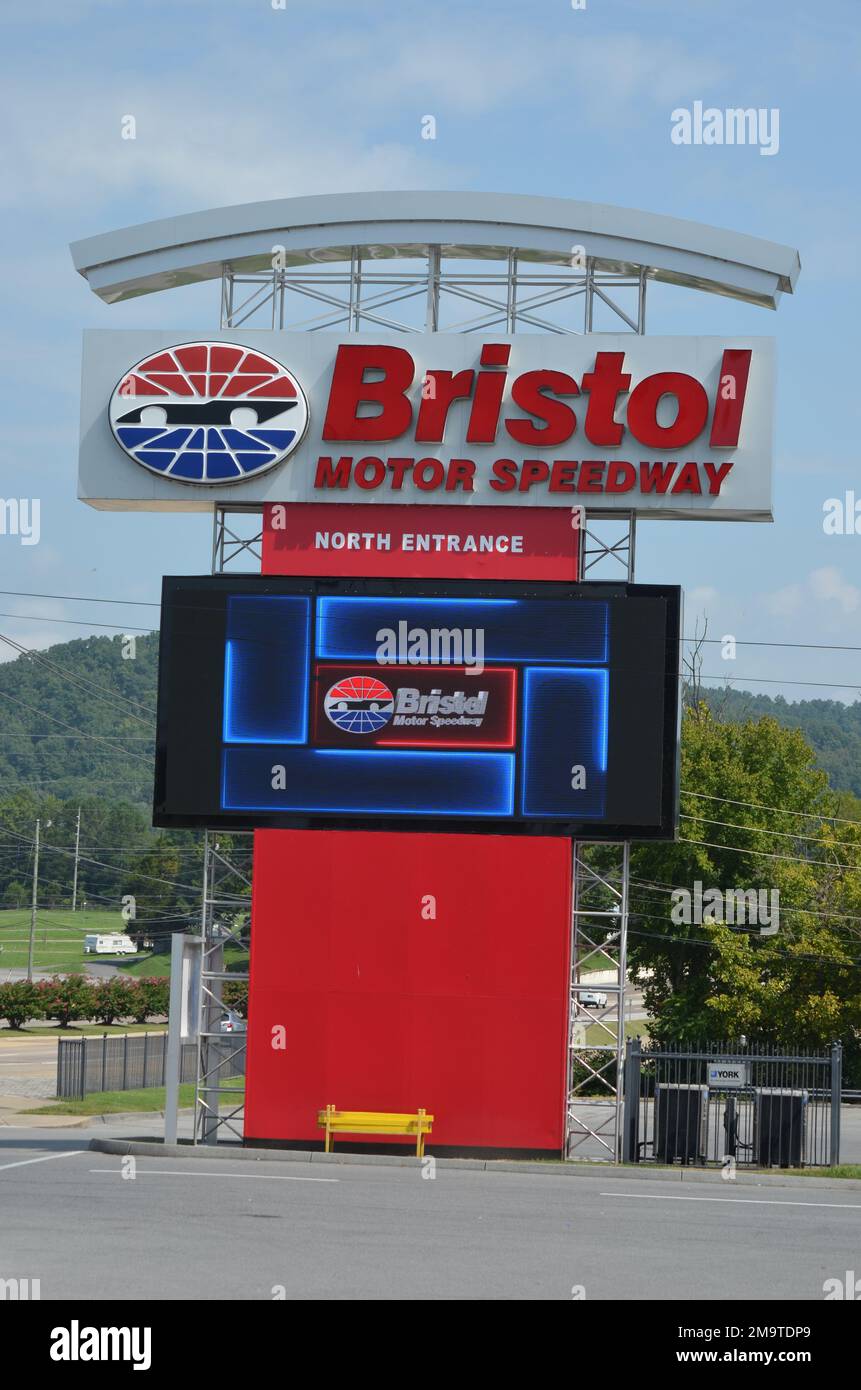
[87,1137,861,1192]
[0,1106,196,1127]
[0,1114,93,1129]
[84,1108,196,1126]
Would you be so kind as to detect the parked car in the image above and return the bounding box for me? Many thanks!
[218,1009,247,1034]
[578,990,608,1008]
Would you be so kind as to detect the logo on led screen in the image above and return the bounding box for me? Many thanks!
[316,665,516,748]
[324,676,394,733]
[109,342,308,485]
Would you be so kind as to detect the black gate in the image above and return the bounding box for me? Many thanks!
[622,1040,841,1169]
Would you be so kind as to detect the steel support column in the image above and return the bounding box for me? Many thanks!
[566,841,631,1161]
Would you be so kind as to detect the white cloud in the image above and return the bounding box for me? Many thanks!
[763,583,803,619]
[762,566,860,626]
[809,565,860,614]
[0,80,444,213]
[686,585,719,610]
[0,17,728,215]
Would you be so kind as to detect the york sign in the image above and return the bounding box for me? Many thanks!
[707,1061,752,1089]
[78,330,774,518]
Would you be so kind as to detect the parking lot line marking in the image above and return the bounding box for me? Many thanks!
[89,1168,338,1183]
[0,1150,83,1172]
[601,1191,861,1210]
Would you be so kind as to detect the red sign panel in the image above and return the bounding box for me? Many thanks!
[245,827,573,1153]
[263,501,580,579]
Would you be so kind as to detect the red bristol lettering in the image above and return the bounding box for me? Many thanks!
[315,344,750,497]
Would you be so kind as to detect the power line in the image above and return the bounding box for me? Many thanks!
[0,589,161,609]
[625,921,861,967]
[0,689,153,764]
[679,811,861,851]
[629,876,861,927]
[698,673,860,691]
[0,734,152,741]
[0,819,204,895]
[0,630,155,721]
[2,584,861,655]
[681,789,860,826]
[690,636,861,653]
[678,835,861,874]
[0,611,154,633]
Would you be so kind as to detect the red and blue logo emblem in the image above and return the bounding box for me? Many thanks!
[324,676,395,734]
[109,341,308,484]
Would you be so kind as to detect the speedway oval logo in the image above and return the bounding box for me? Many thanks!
[324,676,394,734]
[109,342,308,484]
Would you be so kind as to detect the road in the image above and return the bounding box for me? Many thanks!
[0,960,128,983]
[1,1122,859,1300]
[0,1036,58,1099]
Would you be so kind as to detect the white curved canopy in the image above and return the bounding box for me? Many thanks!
[70,190,799,310]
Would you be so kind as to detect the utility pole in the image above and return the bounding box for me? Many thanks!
[27,818,41,983]
[71,807,81,911]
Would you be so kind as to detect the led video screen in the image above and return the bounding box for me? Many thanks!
[154,576,681,838]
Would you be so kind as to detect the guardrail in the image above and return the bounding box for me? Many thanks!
[57,1031,245,1100]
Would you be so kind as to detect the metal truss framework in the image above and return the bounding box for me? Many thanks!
[564,512,635,1160]
[580,511,637,582]
[193,821,253,1145]
[220,248,647,335]
[209,243,640,1158]
[567,843,631,1161]
[211,504,263,574]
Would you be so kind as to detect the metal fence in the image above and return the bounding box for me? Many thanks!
[57,1032,245,1101]
[622,1040,842,1169]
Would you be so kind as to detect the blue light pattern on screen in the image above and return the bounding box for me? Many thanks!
[521,667,609,818]
[316,596,608,664]
[222,595,310,743]
[221,592,610,820]
[222,748,515,816]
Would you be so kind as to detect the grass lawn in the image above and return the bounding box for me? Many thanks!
[31,1083,198,1115]
[790,1166,861,1180]
[0,908,129,972]
[1,1023,165,1037]
[117,944,249,979]
[0,908,249,979]
[582,1019,649,1045]
[32,1079,245,1116]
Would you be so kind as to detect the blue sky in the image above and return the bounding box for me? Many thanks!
[0,0,859,701]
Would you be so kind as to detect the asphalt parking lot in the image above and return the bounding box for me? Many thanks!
[1,1123,859,1300]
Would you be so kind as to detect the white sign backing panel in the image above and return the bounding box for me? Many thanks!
[78,331,774,518]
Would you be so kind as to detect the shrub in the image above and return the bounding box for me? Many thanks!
[127,977,169,1024]
[91,977,136,1026]
[0,981,42,1030]
[35,975,94,1028]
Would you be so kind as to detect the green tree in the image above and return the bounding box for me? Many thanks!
[630,707,861,1068]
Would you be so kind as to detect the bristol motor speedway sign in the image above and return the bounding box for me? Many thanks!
[78,330,775,519]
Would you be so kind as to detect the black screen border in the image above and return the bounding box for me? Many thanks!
[154,574,682,840]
